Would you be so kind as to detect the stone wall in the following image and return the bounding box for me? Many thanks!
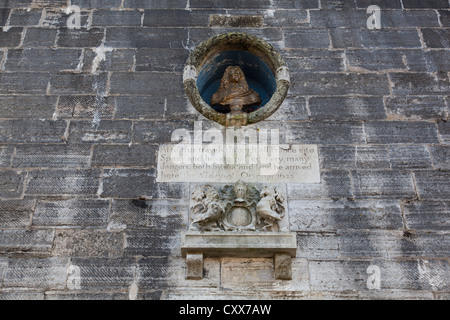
[0,0,449,300]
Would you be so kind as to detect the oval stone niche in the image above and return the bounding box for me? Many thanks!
[183,33,290,126]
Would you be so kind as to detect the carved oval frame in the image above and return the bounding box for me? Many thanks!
[183,33,290,126]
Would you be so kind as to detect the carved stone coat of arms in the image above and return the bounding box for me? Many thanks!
[188,181,287,232]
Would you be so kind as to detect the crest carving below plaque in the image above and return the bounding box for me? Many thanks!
[188,181,287,232]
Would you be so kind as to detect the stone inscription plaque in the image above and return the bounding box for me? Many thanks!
[157,144,321,183]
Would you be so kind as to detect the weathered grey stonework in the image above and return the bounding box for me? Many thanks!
[0,0,449,301]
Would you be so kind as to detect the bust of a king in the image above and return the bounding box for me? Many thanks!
[211,66,262,115]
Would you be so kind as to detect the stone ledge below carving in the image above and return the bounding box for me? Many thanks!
[181,231,297,280]
[181,231,297,258]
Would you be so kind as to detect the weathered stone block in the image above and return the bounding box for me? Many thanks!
[93,9,142,26]
[50,73,108,95]
[82,49,135,73]
[385,231,450,258]
[33,0,67,8]
[355,145,390,169]
[439,10,450,27]
[0,27,22,47]
[69,258,135,289]
[0,8,9,26]
[389,73,450,95]
[290,73,390,96]
[285,121,366,145]
[414,171,450,200]
[438,121,450,143]
[124,229,182,257]
[0,0,32,8]
[403,201,450,231]
[287,170,353,200]
[284,29,330,48]
[187,27,283,49]
[133,120,193,144]
[123,0,186,9]
[135,48,187,72]
[12,144,91,168]
[0,200,34,228]
[318,145,356,170]
[310,259,450,291]
[0,257,7,284]
[105,27,187,48]
[270,96,309,121]
[0,292,44,300]
[101,168,188,199]
[91,144,157,168]
[0,120,67,144]
[289,199,403,232]
[33,199,109,228]
[346,49,410,71]
[380,10,440,28]
[186,253,203,280]
[274,253,292,280]
[358,290,434,300]
[0,170,26,199]
[52,230,124,258]
[320,0,355,8]
[260,9,309,27]
[330,29,422,49]
[351,170,416,199]
[410,50,450,72]
[430,145,450,170]
[3,258,70,289]
[385,96,448,120]
[0,72,50,94]
[68,120,132,144]
[9,8,42,26]
[57,28,105,48]
[337,230,388,259]
[0,146,13,168]
[309,97,386,121]
[137,256,173,290]
[365,121,439,144]
[402,0,449,8]
[110,72,184,96]
[0,230,54,254]
[22,28,58,47]
[41,9,89,28]
[422,28,450,48]
[72,0,123,9]
[284,49,344,72]
[309,9,365,28]
[0,96,57,119]
[388,145,432,169]
[115,96,166,119]
[145,9,213,27]
[220,257,309,291]
[296,232,339,259]
[26,169,101,196]
[45,292,128,300]
[57,95,115,119]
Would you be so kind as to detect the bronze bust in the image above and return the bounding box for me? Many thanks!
[211,66,261,115]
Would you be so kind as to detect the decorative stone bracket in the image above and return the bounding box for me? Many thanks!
[181,231,297,280]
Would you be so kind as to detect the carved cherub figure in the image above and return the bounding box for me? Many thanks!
[211,66,261,115]
[256,186,286,231]
[189,186,224,231]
